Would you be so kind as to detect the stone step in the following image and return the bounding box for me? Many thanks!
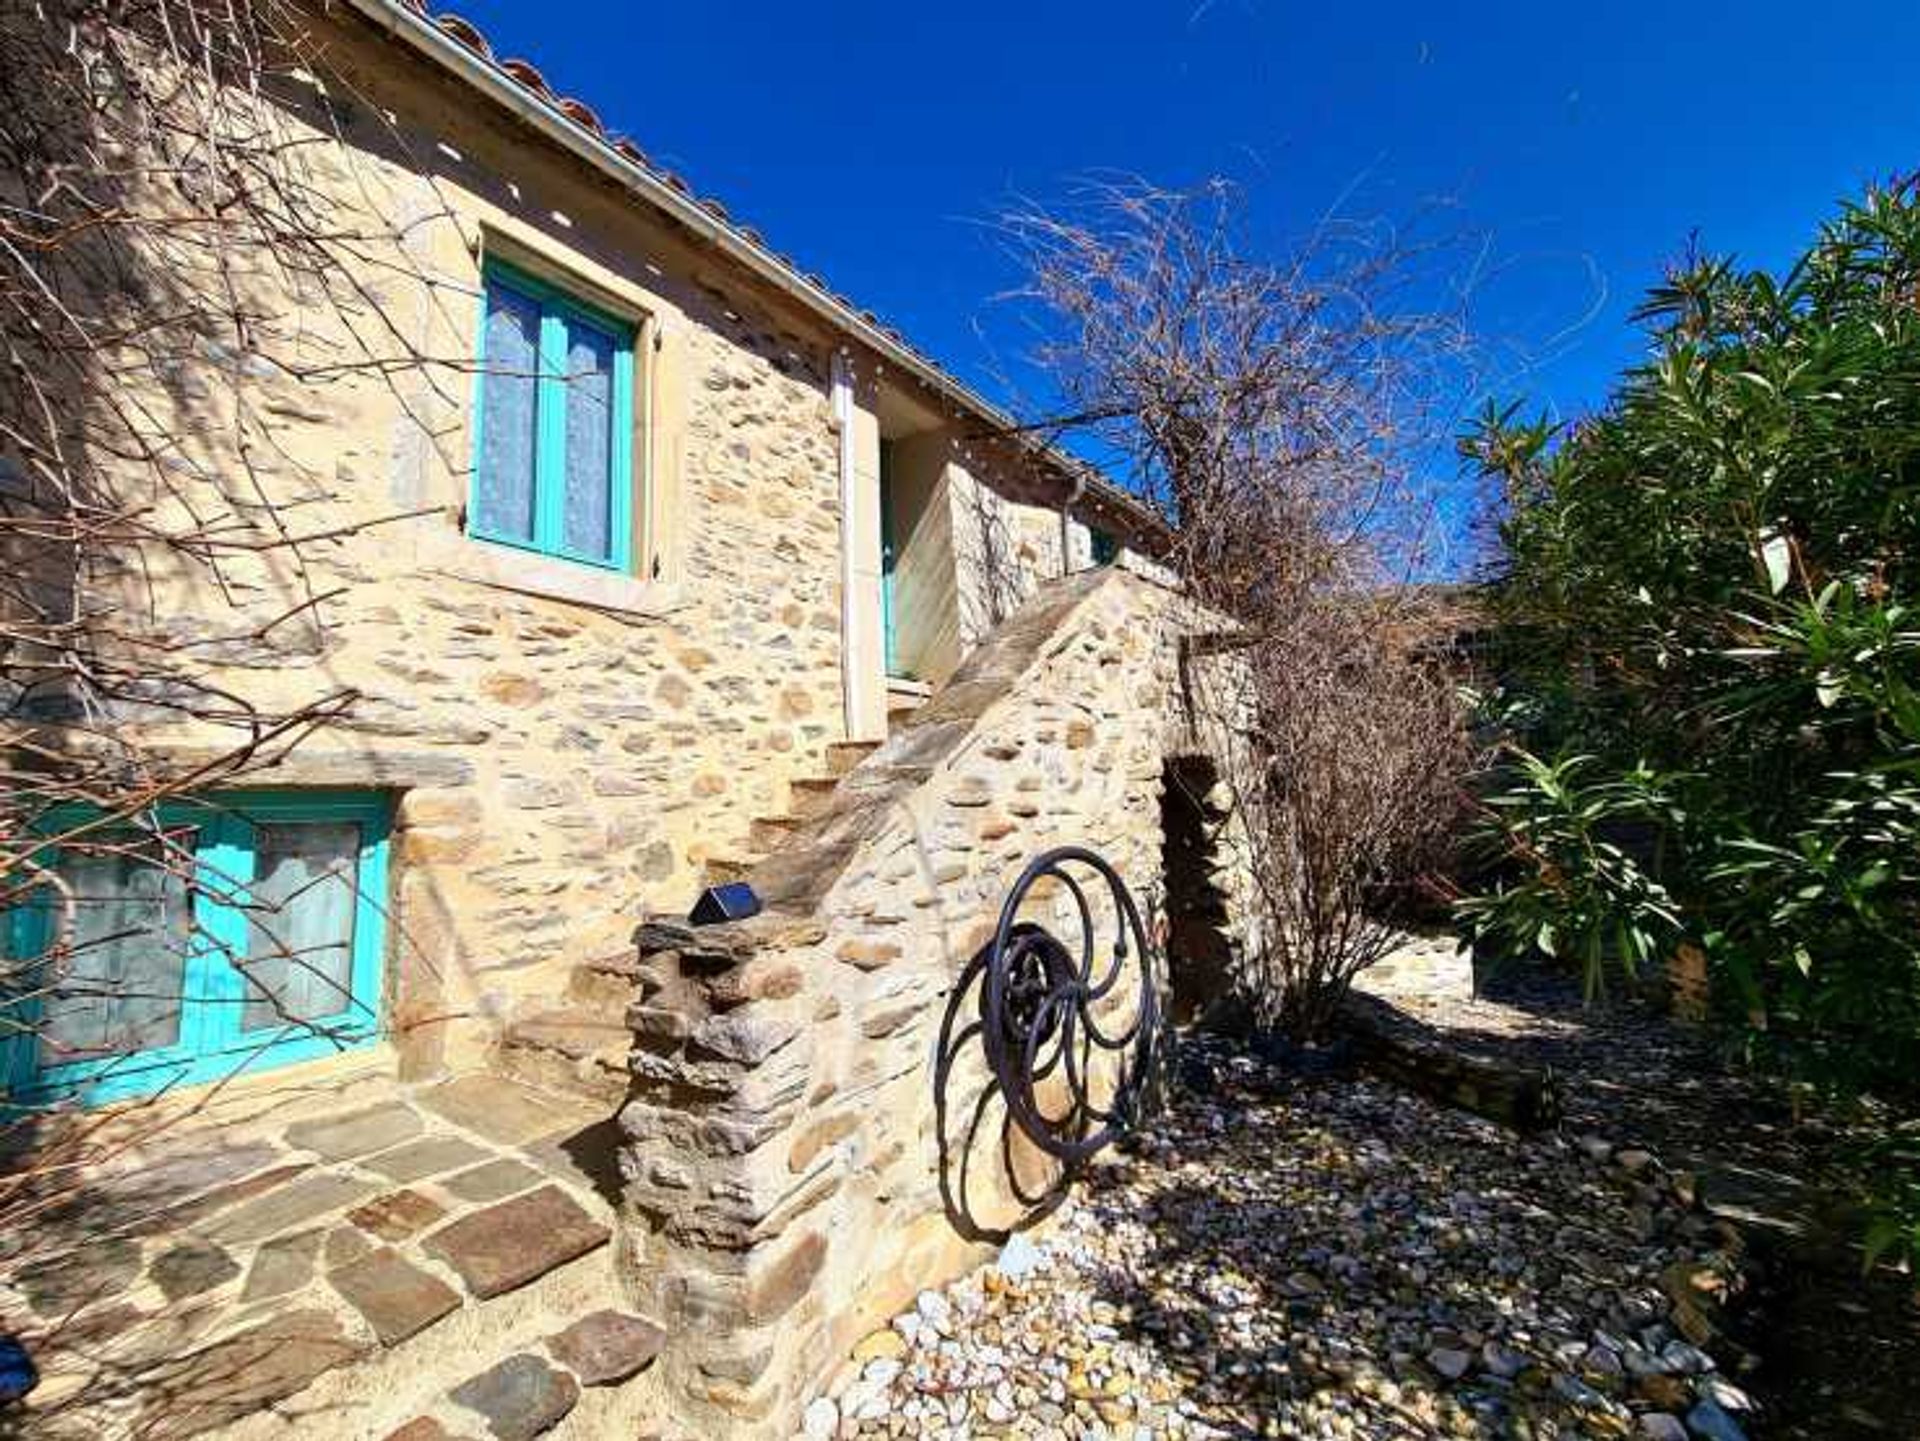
[702,854,758,887]
[822,739,882,777]
[885,682,933,736]
[493,1040,626,1105]
[748,814,801,853]
[496,1007,629,1102]
[564,950,648,1010]
[451,1312,664,1434]
[786,775,841,821]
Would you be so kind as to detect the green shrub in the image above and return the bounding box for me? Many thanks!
[1861,1124,1920,1282]
[1457,750,1686,999]
[1459,180,1920,1256]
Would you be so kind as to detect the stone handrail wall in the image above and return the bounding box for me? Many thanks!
[615,567,1228,1434]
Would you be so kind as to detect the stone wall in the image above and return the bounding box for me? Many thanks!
[20,6,1146,1084]
[613,568,1241,1435]
[5,16,1213,1433]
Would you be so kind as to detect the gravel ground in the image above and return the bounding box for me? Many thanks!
[813,1038,1754,1441]
[1383,968,1919,1441]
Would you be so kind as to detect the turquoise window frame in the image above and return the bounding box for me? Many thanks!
[2,791,391,1107]
[469,257,636,573]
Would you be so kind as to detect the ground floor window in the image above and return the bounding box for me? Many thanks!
[3,791,390,1105]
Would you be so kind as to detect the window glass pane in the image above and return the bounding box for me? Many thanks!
[562,319,615,560]
[476,280,541,542]
[39,838,193,1066]
[239,822,360,1034]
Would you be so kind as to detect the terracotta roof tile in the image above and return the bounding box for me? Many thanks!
[557,97,603,132]
[497,57,551,99]
[435,13,488,57]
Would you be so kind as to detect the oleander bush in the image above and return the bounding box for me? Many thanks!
[1459,179,1920,1270]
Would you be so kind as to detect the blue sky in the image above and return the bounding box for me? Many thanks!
[448,1,1917,560]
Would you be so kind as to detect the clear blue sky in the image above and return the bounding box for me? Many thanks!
[448,0,1917,555]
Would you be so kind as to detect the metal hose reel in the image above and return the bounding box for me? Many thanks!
[978,846,1160,1166]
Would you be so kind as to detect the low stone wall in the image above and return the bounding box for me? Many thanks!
[613,569,1233,1434]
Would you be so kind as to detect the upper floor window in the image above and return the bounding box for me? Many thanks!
[472,259,636,572]
[1089,528,1120,566]
[4,792,390,1106]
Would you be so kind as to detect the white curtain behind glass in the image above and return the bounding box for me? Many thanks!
[240,822,360,1033]
[476,282,541,542]
[40,844,191,1064]
[563,321,614,559]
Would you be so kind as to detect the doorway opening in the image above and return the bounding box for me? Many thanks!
[1160,754,1235,1025]
[879,438,900,677]
[876,431,959,686]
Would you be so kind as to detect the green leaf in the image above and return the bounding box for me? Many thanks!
[1863,1216,1907,1275]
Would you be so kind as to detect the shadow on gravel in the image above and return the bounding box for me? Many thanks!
[1079,1053,1697,1440]
[1350,969,1920,1440]
[1084,1172,1469,1439]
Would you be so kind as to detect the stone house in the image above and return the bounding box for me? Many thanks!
[2,3,1245,1436]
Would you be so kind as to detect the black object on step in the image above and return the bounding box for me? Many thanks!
[0,1334,37,1405]
[690,882,761,925]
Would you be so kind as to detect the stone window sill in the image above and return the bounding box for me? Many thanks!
[432,538,687,621]
[93,1043,398,1122]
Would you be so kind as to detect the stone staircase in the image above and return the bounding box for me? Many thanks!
[608,566,1185,1439]
[492,691,928,1101]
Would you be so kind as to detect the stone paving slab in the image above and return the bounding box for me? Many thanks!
[286,1102,426,1160]
[154,1306,370,1437]
[546,1309,666,1386]
[324,1221,378,1271]
[150,1238,240,1301]
[14,1067,647,1438]
[206,1170,379,1246]
[16,1236,142,1316]
[422,1184,610,1299]
[156,1160,314,1234]
[437,1156,544,1204]
[349,1188,448,1242]
[364,1134,490,1183]
[328,1246,462,1346]
[417,1075,598,1148]
[385,1418,481,1441]
[103,1141,284,1215]
[240,1226,324,1303]
[449,1353,581,1441]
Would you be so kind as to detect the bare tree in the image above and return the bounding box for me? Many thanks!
[0,0,454,1304]
[1001,179,1479,1039]
[1215,595,1472,1038]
